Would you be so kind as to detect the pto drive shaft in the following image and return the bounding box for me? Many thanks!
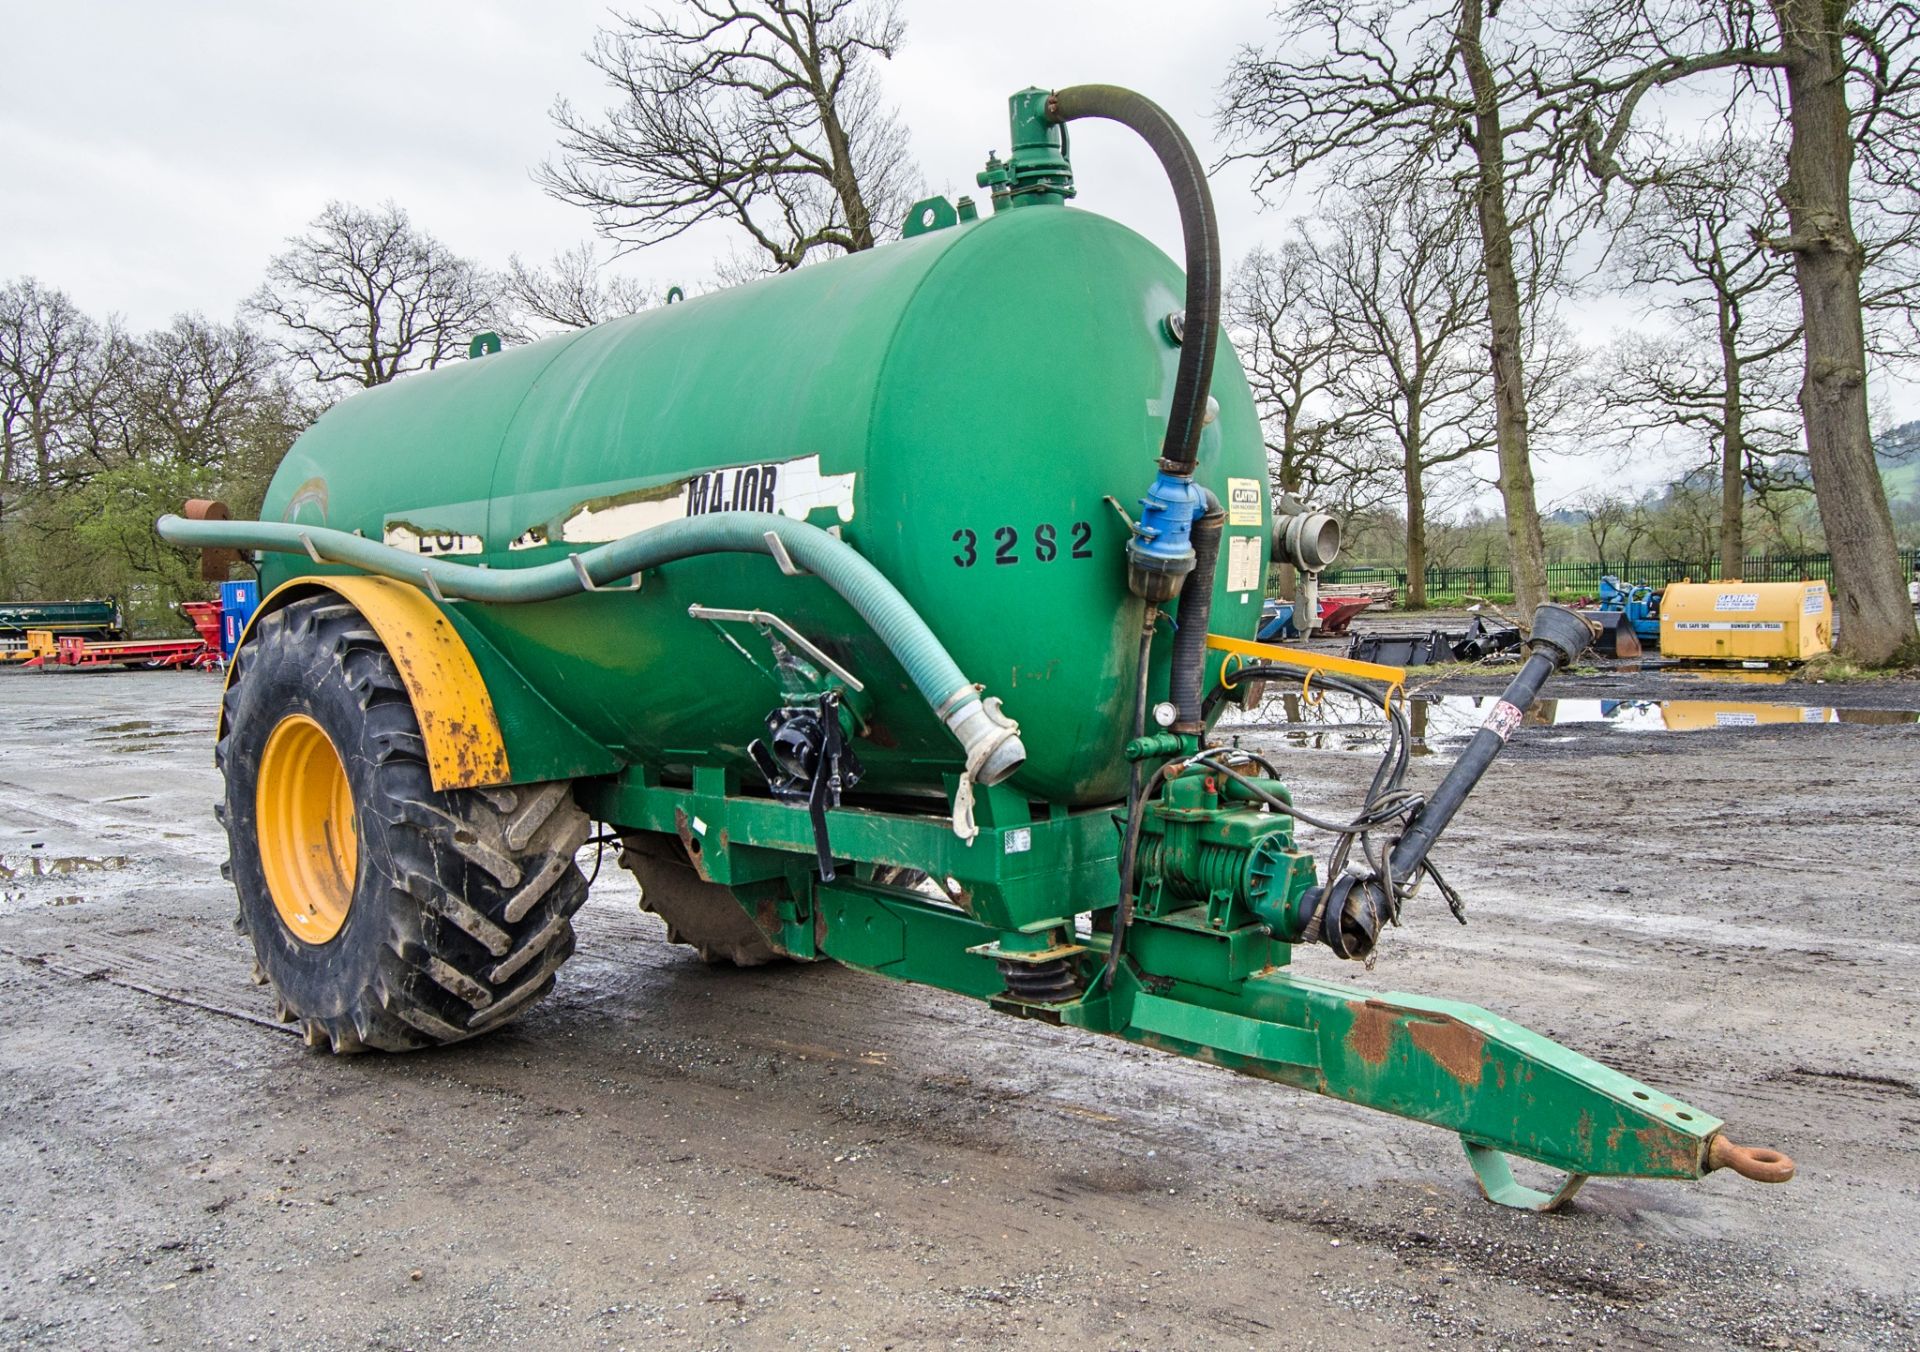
[1305,605,1595,958]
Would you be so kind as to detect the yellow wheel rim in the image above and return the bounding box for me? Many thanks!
[257,713,358,945]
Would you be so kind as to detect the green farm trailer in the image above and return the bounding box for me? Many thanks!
[160,84,1791,1211]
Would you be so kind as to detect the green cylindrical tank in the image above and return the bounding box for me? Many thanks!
[258,198,1269,805]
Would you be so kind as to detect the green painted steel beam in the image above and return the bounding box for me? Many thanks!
[585,773,1726,1196]
[1067,968,1718,1184]
[578,770,1118,933]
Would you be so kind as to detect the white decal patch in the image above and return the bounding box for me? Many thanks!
[382,523,483,556]
[389,456,862,555]
[1714,592,1760,612]
[560,453,858,544]
[1226,534,1262,592]
[558,491,689,545]
[1803,585,1827,615]
[1674,621,1784,632]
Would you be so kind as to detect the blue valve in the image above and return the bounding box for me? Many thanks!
[1126,470,1208,602]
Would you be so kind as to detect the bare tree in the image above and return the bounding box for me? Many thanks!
[246,201,506,390]
[1597,136,1803,575]
[1227,242,1348,504]
[1309,186,1496,607]
[1555,0,1920,660]
[1221,1,1605,615]
[128,316,296,471]
[1574,489,1653,571]
[506,243,655,334]
[1218,0,1877,618]
[0,278,99,517]
[541,0,917,274]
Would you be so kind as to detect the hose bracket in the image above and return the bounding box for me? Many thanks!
[570,553,641,593]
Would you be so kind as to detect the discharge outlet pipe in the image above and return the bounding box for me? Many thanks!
[156,510,1026,786]
[1303,605,1595,958]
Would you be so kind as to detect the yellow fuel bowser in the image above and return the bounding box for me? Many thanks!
[1660,581,1833,663]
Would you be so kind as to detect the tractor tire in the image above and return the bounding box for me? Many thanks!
[217,595,591,1053]
[615,830,784,966]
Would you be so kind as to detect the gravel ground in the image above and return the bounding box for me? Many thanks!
[1,665,1917,1351]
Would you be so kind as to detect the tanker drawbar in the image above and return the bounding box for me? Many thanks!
[159,83,1794,1212]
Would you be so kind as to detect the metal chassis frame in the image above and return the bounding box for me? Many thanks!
[580,768,1722,1207]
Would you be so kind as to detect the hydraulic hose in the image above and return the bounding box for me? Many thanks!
[156,510,1025,786]
[1169,493,1224,734]
[1104,605,1162,991]
[1297,606,1594,959]
[1046,84,1221,477]
[1381,606,1592,881]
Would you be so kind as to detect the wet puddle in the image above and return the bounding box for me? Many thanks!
[0,852,132,880]
[1224,693,1919,755]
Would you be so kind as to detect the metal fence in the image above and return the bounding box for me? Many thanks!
[1322,550,1920,596]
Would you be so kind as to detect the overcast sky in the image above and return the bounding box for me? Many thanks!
[5,1,1902,509]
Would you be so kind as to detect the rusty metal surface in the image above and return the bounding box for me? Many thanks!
[217,577,509,791]
[1708,1134,1798,1183]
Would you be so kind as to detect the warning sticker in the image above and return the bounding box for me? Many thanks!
[1225,478,1264,527]
[1714,711,1759,728]
[1226,534,1262,592]
[1714,592,1760,612]
[1482,699,1525,744]
[1804,585,1827,615]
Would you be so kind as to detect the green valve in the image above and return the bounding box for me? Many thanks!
[981,87,1075,208]
[1124,731,1192,761]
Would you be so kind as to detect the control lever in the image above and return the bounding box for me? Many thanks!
[747,691,864,881]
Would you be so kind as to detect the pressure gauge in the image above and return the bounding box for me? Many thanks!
[1151,701,1178,729]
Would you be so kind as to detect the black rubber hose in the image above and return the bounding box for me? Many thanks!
[1169,495,1225,734]
[1380,606,1592,889]
[1103,606,1161,992]
[1047,84,1220,477]
[1297,606,1594,958]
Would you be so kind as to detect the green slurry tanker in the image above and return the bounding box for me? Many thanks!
[162,85,1793,1211]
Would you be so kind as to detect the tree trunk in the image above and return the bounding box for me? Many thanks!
[819,108,875,250]
[1771,0,1914,662]
[1457,0,1550,614]
[1406,454,1428,608]
[1718,294,1746,580]
[809,49,875,254]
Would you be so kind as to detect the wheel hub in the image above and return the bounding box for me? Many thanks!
[256,712,357,944]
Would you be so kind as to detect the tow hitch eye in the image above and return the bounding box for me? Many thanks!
[1707,1135,1797,1183]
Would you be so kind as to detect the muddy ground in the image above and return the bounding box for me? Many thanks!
[1,662,1917,1351]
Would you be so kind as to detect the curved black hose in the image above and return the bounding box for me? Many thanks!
[1047,84,1220,477]
[1170,495,1225,734]
[1105,607,1162,991]
[1104,759,1174,992]
[1197,665,1435,952]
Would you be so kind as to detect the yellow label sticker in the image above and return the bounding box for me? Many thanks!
[1226,478,1264,527]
